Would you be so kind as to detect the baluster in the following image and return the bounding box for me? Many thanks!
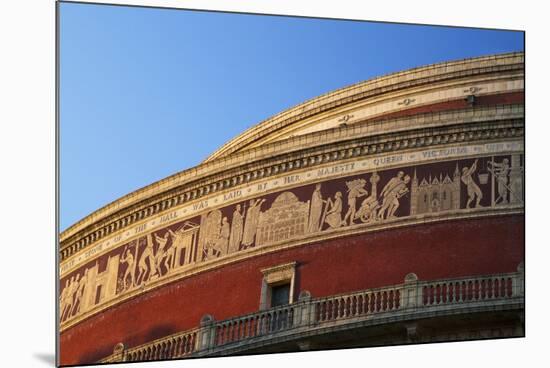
[249,316,255,338]
[271,311,276,332]
[275,310,280,331]
[356,295,362,315]
[178,337,184,356]
[256,316,262,337]
[426,285,431,305]
[451,282,456,303]
[343,297,348,318]
[224,323,229,345]
[369,293,374,312]
[395,289,401,309]
[477,280,482,300]
[182,335,188,355]
[246,317,251,338]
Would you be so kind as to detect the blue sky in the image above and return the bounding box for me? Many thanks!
[59,3,523,231]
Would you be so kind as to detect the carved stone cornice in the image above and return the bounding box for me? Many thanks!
[60,105,524,260]
[61,53,524,245]
[205,52,524,161]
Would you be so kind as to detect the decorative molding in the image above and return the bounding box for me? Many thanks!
[60,109,524,261]
[398,98,416,106]
[463,86,485,94]
[60,53,524,245]
[205,52,523,162]
[338,114,354,123]
[61,135,524,275]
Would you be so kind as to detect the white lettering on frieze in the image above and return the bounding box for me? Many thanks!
[160,211,178,224]
[193,200,209,211]
[224,190,242,201]
[317,163,355,177]
[373,155,403,166]
[422,147,467,159]
[135,223,147,234]
[60,140,523,276]
[284,174,300,184]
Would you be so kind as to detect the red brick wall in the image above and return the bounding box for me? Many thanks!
[60,215,523,365]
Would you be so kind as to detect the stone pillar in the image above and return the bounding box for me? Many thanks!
[197,314,216,351]
[297,290,313,327]
[112,342,126,362]
[513,262,525,297]
[401,273,422,309]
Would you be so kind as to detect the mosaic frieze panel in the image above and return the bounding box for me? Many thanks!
[60,153,524,326]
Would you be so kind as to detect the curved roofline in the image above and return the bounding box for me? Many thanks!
[60,51,523,241]
[202,51,524,163]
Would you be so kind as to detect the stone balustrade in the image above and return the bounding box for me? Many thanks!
[100,266,524,363]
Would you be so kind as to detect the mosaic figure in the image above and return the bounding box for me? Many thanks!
[323,191,344,229]
[136,235,157,285]
[308,184,326,233]
[343,178,369,225]
[488,158,510,205]
[378,173,410,220]
[461,159,483,208]
[71,269,89,316]
[153,232,171,275]
[120,245,136,290]
[228,204,244,253]
[242,198,266,248]
[214,217,230,255]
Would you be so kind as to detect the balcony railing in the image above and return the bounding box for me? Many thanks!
[100,265,524,363]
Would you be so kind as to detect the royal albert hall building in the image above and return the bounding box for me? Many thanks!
[59,52,525,365]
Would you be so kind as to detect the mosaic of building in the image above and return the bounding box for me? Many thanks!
[59,52,525,365]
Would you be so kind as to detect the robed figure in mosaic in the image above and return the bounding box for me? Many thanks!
[228,204,244,253]
[308,184,325,233]
[323,191,344,229]
[242,198,265,248]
